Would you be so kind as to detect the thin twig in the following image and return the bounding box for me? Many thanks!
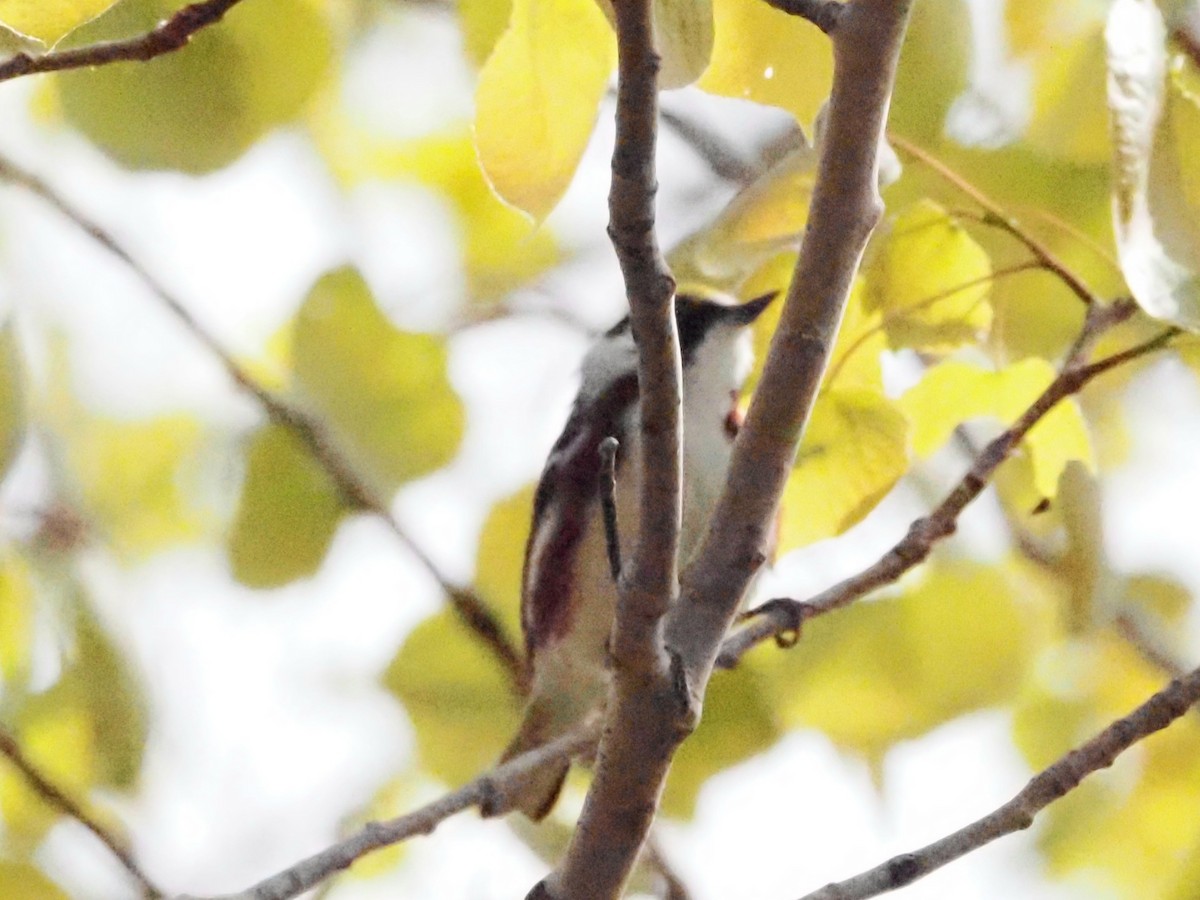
[0,0,246,83]
[719,325,1180,666]
[0,154,524,688]
[760,0,845,34]
[0,726,162,898]
[889,134,1099,307]
[658,105,761,184]
[796,664,1200,900]
[644,836,693,900]
[188,722,601,900]
[1116,609,1189,679]
[598,436,622,582]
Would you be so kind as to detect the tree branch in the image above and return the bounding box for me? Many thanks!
[0,154,524,689]
[760,0,845,34]
[719,325,1180,666]
[183,722,600,900]
[537,1,916,897]
[0,0,246,83]
[0,726,162,898]
[532,2,687,896]
[671,0,913,695]
[889,135,1099,307]
[796,664,1200,900]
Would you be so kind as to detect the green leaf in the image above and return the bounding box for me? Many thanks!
[662,667,778,819]
[0,0,115,45]
[889,0,971,141]
[474,0,615,220]
[292,268,464,492]
[228,423,346,589]
[865,199,993,351]
[779,388,909,552]
[652,0,714,89]
[0,861,68,900]
[766,560,1048,761]
[53,0,332,172]
[0,594,146,846]
[1107,0,1200,331]
[384,608,519,786]
[900,358,1095,498]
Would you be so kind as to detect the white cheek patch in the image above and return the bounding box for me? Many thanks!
[580,330,638,401]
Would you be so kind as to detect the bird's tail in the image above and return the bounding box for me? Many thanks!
[490,696,571,821]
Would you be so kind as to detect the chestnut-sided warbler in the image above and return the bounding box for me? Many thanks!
[499,291,775,819]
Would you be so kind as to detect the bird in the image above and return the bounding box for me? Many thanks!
[496,290,776,820]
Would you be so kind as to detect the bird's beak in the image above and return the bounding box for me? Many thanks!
[731,291,778,326]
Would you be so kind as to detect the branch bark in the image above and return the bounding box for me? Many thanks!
[797,664,1200,900]
[537,1,915,897]
[181,723,600,900]
[533,2,687,896]
[0,726,161,898]
[0,0,246,83]
[0,154,524,689]
[719,324,1179,666]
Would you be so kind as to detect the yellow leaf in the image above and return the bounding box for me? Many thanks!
[0,861,68,900]
[0,585,144,849]
[474,0,615,220]
[63,414,211,559]
[653,0,713,89]
[1005,0,1105,58]
[1026,20,1111,165]
[354,130,559,302]
[779,389,908,552]
[293,268,465,492]
[384,609,519,786]
[900,358,1095,497]
[0,0,114,45]
[670,145,818,291]
[766,560,1048,760]
[698,0,832,128]
[663,666,778,818]
[0,695,94,843]
[53,0,332,172]
[0,555,32,685]
[228,424,345,588]
[865,199,993,351]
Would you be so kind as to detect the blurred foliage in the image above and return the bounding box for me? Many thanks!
[0,0,1197,895]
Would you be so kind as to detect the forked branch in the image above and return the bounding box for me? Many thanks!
[720,324,1180,666]
[0,0,247,83]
